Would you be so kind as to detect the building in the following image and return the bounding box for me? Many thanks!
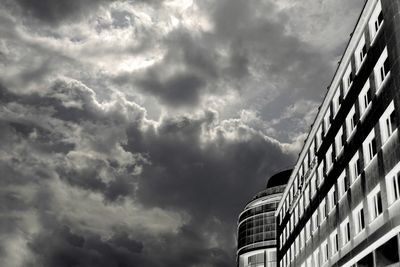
[237,170,291,267]
[275,0,400,266]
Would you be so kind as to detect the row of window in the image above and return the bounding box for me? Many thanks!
[280,161,400,267]
[280,91,396,248]
[279,0,387,233]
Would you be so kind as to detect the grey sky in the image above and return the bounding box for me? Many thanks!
[0,0,364,266]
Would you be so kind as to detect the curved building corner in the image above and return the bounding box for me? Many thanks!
[237,169,291,267]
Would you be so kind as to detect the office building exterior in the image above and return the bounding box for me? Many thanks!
[276,0,400,266]
[237,170,291,267]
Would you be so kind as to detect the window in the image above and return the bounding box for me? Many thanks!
[311,174,317,198]
[290,214,294,233]
[346,105,357,138]
[354,203,365,234]
[328,186,337,213]
[304,153,309,173]
[318,161,325,187]
[299,195,304,218]
[309,141,315,162]
[300,229,305,250]
[304,185,310,209]
[312,210,319,233]
[306,220,311,241]
[338,171,348,200]
[330,230,339,255]
[363,129,377,166]
[322,239,329,263]
[294,205,299,226]
[326,145,334,172]
[291,243,295,261]
[343,63,354,95]
[313,249,320,267]
[341,218,351,245]
[324,109,331,135]
[307,256,312,267]
[335,126,345,157]
[332,88,341,117]
[369,185,383,221]
[386,162,400,206]
[319,199,327,224]
[349,152,361,185]
[295,236,300,256]
[316,125,323,149]
[369,0,383,43]
[355,34,367,71]
[380,101,396,144]
[358,80,372,118]
[374,47,390,92]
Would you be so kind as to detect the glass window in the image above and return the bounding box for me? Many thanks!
[324,109,332,135]
[316,125,323,149]
[306,220,311,241]
[326,145,334,172]
[353,202,365,235]
[338,171,348,199]
[349,151,361,185]
[312,209,319,233]
[358,80,372,118]
[386,162,400,206]
[335,126,345,157]
[363,129,377,166]
[380,101,396,144]
[332,88,341,117]
[304,184,310,209]
[330,230,339,255]
[319,199,327,224]
[309,141,315,162]
[322,239,329,263]
[313,249,320,267]
[343,63,354,96]
[328,186,337,213]
[341,218,351,245]
[369,185,383,221]
[300,228,305,250]
[346,105,357,139]
[318,161,325,187]
[355,34,367,71]
[311,174,317,198]
[374,47,390,92]
[369,0,383,42]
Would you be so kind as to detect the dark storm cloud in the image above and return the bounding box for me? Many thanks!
[0,80,294,266]
[12,0,113,25]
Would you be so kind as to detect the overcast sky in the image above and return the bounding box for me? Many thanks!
[0,0,365,266]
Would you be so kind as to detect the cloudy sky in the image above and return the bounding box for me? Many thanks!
[0,0,365,266]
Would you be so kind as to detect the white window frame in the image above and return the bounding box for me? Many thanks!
[304,184,310,209]
[326,145,334,173]
[300,228,305,250]
[319,198,327,224]
[368,185,383,222]
[324,109,331,135]
[343,63,353,96]
[332,88,341,117]
[380,101,397,145]
[346,105,357,140]
[318,161,325,187]
[295,236,300,256]
[386,162,400,206]
[322,239,329,263]
[341,217,351,246]
[358,79,372,119]
[374,47,390,93]
[309,141,315,162]
[306,220,311,242]
[362,129,377,167]
[312,209,319,233]
[316,125,323,149]
[338,171,348,200]
[335,126,344,157]
[349,151,361,185]
[330,230,339,256]
[355,33,367,72]
[353,202,365,235]
[369,0,383,44]
[328,186,336,213]
[311,173,317,198]
[313,249,320,267]
[307,255,312,267]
